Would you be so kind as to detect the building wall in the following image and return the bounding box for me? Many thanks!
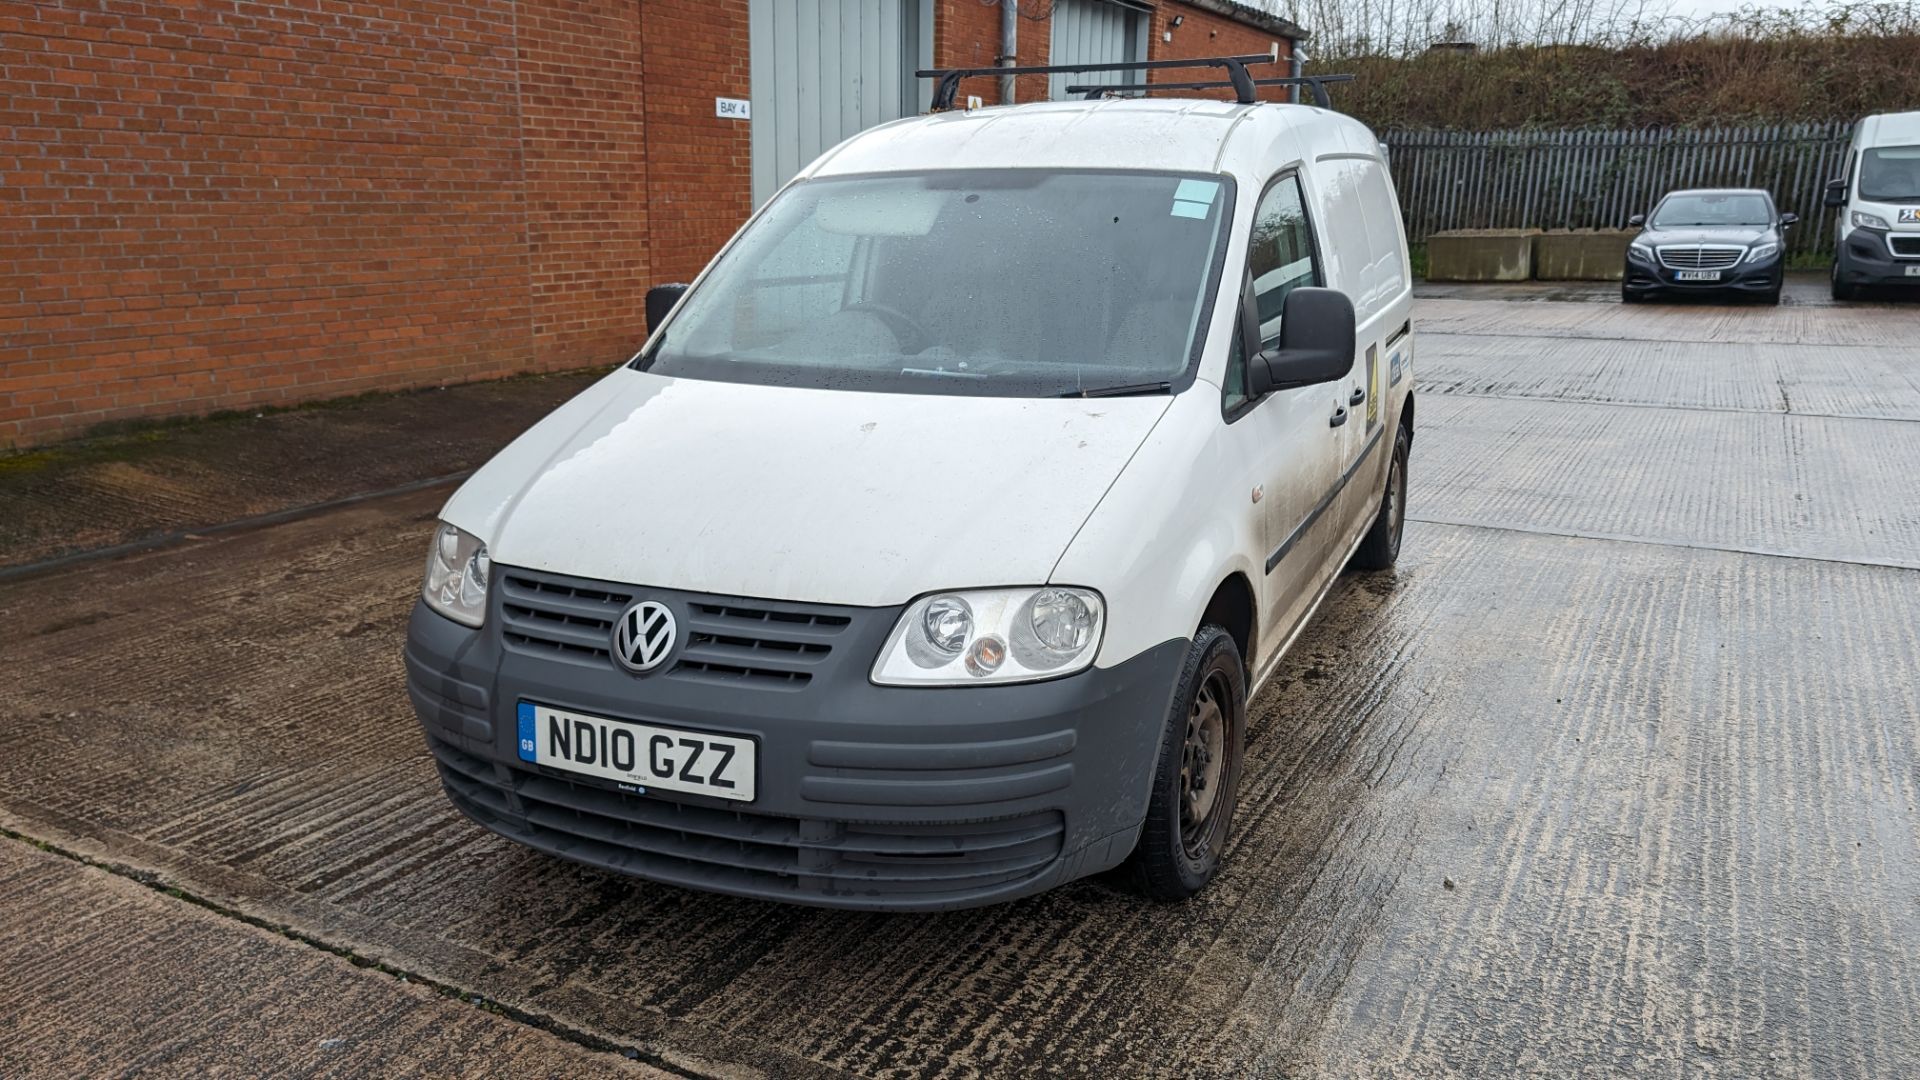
[643,1,752,283]
[933,0,1052,106]
[2,0,1291,450]
[1,0,755,450]
[1151,2,1295,102]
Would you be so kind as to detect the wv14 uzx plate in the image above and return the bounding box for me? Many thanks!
[1674,270,1721,282]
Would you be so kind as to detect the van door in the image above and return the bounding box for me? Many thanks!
[1316,156,1409,548]
[1226,173,1351,654]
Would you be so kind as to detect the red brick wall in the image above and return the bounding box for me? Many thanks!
[933,0,1050,107]
[642,1,751,283]
[1150,3,1294,102]
[0,0,751,451]
[1,1,537,449]
[518,1,649,369]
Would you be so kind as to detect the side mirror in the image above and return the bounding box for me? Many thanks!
[1248,287,1355,395]
[1823,179,1847,208]
[1779,212,1799,228]
[646,283,690,333]
[1626,213,1646,228]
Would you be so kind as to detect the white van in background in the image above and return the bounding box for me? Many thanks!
[405,75,1416,910]
[1826,110,1920,299]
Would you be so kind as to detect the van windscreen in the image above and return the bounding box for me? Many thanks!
[1859,146,1920,203]
[640,170,1235,397]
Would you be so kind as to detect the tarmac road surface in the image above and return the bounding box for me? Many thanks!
[3,281,1917,1077]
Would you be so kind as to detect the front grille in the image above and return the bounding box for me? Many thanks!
[500,574,630,662]
[1657,245,1744,271]
[432,738,1065,900]
[497,568,860,689]
[1891,235,1920,257]
[675,601,850,689]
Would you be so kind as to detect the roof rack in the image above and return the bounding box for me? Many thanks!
[917,54,1277,111]
[1066,74,1357,110]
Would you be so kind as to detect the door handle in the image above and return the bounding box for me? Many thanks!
[1350,388,1366,407]
[1329,406,1349,428]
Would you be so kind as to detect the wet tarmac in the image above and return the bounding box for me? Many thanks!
[2,287,1917,1076]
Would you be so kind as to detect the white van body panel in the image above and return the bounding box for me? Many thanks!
[1838,110,1920,249]
[443,100,1413,673]
[440,369,1173,611]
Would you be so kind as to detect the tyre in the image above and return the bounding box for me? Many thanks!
[1128,625,1246,901]
[1763,284,1782,306]
[1620,286,1641,304]
[1350,423,1410,572]
[1831,261,1858,301]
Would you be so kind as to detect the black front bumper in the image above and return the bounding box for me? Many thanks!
[404,568,1187,911]
[1835,226,1920,288]
[1623,249,1781,296]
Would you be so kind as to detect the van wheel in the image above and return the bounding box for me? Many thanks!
[1831,262,1858,301]
[1128,625,1245,901]
[1351,424,1410,571]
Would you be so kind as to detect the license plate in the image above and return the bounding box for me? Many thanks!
[1674,270,1721,282]
[517,702,755,801]
[1906,265,1920,277]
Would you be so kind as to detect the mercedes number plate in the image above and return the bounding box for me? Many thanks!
[1674,270,1721,282]
[517,702,755,801]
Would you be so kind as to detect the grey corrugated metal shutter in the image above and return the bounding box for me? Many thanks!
[1048,0,1147,101]
[749,0,932,206]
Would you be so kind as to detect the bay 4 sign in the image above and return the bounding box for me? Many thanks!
[517,702,756,801]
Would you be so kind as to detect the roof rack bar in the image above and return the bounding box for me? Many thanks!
[1067,74,1356,110]
[917,53,1276,110]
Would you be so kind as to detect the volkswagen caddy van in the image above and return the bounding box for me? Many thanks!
[406,88,1416,911]
[1826,110,1920,299]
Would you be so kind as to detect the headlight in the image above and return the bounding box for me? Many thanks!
[1745,241,1780,263]
[872,587,1105,686]
[423,522,490,627]
[1627,240,1654,262]
[1852,210,1890,231]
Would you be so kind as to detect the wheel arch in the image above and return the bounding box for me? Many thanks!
[1197,571,1257,669]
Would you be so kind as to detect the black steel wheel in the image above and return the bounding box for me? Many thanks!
[1128,624,1246,901]
[1351,423,1410,571]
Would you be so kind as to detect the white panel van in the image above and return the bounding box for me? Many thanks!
[406,71,1416,910]
[1826,110,1920,299]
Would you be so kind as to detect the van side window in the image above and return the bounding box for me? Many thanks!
[1248,175,1319,348]
[1223,332,1249,413]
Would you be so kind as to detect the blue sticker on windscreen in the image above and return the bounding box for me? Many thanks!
[517,702,536,762]
[1170,179,1220,219]
[1174,179,1220,205]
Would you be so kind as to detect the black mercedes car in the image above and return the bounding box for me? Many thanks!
[1622,188,1796,305]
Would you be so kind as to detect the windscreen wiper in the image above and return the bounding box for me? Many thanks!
[1061,381,1173,398]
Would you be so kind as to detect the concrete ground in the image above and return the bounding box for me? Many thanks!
[3,275,1918,1077]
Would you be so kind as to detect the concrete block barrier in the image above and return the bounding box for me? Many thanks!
[1533,230,1636,281]
[1425,229,1540,282]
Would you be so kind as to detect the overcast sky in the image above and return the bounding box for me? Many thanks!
[1667,0,1803,15]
